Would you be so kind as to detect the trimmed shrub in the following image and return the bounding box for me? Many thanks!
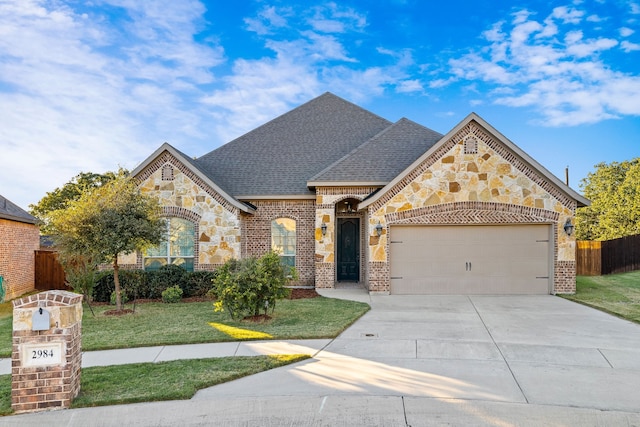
[183,270,217,298]
[94,270,144,302]
[161,285,183,303]
[211,251,294,320]
[92,266,218,302]
[144,264,187,299]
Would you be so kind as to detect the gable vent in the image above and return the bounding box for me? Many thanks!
[464,136,478,154]
[162,164,174,181]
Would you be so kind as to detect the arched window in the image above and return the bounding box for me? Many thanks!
[144,218,195,271]
[271,218,296,269]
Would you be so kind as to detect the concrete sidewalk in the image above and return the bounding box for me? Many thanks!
[4,289,640,426]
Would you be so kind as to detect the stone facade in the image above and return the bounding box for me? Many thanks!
[314,187,378,288]
[131,116,583,295]
[136,152,243,270]
[363,121,577,294]
[0,218,39,300]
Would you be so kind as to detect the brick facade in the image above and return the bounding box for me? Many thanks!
[131,116,582,295]
[241,200,316,287]
[12,291,83,413]
[0,219,39,300]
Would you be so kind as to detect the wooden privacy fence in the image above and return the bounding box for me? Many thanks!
[34,250,69,291]
[577,234,640,276]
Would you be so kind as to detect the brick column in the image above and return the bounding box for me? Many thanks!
[11,290,83,413]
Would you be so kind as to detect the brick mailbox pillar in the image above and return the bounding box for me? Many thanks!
[11,290,83,413]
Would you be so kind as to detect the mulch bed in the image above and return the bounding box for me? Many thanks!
[288,288,319,299]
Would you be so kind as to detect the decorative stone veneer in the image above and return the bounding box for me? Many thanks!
[366,121,578,294]
[242,199,316,287]
[314,187,378,288]
[136,153,242,268]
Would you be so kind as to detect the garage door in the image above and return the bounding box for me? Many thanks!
[389,225,551,295]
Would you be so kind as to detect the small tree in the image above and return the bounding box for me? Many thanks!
[576,158,640,240]
[211,251,295,320]
[50,171,165,311]
[29,171,121,235]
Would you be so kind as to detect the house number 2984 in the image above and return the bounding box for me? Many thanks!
[32,349,55,359]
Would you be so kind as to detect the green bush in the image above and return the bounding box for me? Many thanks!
[161,285,183,303]
[94,270,144,302]
[110,290,129,305]
[211,251,294,320]
[144,265,187,299]
[183,270,217,297]
[92,266,217,302]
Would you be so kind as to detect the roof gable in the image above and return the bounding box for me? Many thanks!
[308,118,443,186]
[130,143,255,214]
[0,195,38,224]
[195,92,392,197]
[360,113,590,210]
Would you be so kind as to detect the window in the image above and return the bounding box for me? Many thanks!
[144,218,195,271]
[271,218,296,269]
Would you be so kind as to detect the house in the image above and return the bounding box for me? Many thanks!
[0,195,39,300]
[130,93,589,295]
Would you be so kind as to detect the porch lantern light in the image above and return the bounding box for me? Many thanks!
[563,218,574,236]
[321,222,327,236]
[375,221,383,237]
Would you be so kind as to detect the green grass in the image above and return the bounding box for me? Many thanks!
[563,271,640,324]
[0,354,309,415]
[0,296,370,357]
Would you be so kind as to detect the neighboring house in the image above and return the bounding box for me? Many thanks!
[0,195,39,300]
[130,93,589,295]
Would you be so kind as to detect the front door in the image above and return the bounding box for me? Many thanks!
[337,218,359,281]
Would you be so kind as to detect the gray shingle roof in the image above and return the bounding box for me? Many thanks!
[0,195,38,224]
[309,118,443,184]
[195,92,392,196]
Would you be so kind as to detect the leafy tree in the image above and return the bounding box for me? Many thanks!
[211,251,295,320]
[576,158,640,240]
[29,171,122,235]
[49,171,165,311]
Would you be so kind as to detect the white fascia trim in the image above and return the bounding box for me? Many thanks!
[131,142,256,214]
[307,181,387,187]
[236,195,317,200]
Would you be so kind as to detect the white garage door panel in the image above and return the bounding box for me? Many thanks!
[390,225,551,295]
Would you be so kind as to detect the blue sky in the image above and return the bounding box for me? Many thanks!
[1,0,639,209]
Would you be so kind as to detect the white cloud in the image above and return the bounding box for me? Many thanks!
[621,40,640,51]
[245,5,291,35]
[439,3,640,127]
[0,0,225,207]
[396,79,423,93]
[307,2,367,33]
[551,6,584,24]
[620,27,635,37]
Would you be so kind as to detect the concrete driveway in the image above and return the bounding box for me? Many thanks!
[6,290,640,426]
[193,290,640,424]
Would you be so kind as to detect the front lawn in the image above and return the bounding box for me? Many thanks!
[0,354,308,415]
[563,271,640,323]
[0,295,370,357]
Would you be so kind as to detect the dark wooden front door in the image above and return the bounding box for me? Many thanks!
[337,218,359,281]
